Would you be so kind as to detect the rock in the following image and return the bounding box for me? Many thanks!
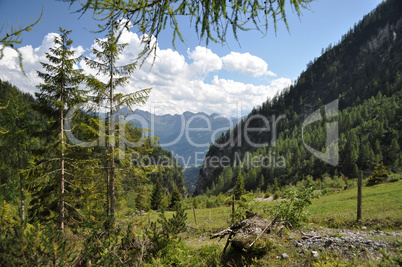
[324,240,332,248]
[311,251,319,258]
[362,226,367,230]
[281,253,289,259]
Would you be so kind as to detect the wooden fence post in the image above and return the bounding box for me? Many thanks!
[232,195,235,223]
[193,207,197,225]
[357,170,363,222]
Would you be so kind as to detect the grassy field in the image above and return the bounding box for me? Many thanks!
[308,180,402,229]
[138,180,402,233]
[118,181,402,266]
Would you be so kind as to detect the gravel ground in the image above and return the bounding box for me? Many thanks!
[290,228,401,260]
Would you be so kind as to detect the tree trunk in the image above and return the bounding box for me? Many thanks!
[109,53,115,219]
[105,132,110,218]
[59,83,65,232]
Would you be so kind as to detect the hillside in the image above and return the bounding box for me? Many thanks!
[196,0,402,195]
[0,80,188,211]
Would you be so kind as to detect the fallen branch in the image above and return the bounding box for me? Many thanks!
[210,228,233,240]
[223,232,235,254]
[248,213,279,248]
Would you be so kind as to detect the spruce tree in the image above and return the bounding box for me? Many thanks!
[34,28,83,231]
[234,170,245,200]
[150,178,164,210]
[259,174,265,190]
[169,185,182,210]
[272,178,280,193]
[388,138,400,166]
[367,162,389,186]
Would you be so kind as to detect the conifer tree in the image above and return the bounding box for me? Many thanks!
[388,138,400,166]
[367,162,389,186]
[272,178,280,193]
[85,26,150,219]
[34,28,83,231]
[150,178,163,210]
[0,86,37,225]
[169,185,182,210]
[259,174,265,190]
[234,169,245,200]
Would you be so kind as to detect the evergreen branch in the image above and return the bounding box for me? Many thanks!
[0,9,42,76]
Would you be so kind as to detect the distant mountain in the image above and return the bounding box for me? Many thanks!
[119,107,240,167]
[196,0,402,195]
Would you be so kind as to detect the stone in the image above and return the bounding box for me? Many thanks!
[311,251,319,258]
[281,253,289,259]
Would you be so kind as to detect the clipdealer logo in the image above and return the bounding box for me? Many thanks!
[64,99,339,167]
[302,100,339,166]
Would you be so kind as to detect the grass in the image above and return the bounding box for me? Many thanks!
[134,180,402,232]
[119,181,401,266]
[308,180,402,229]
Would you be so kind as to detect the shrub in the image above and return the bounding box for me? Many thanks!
[388,173,400,183]
[0,222,72,266]
[272,186,322,228]
[233,193,258,221]
[206,199,216,208]
[367,162,389,186]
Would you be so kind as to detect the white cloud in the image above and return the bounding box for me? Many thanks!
[188,46,222,77]
[0,30,290,117]
[0,32,84,95]
[222,52,276,77]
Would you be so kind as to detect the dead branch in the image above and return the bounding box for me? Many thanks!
[248,213,279,248]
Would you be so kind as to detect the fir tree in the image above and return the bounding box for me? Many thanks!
[234,170,245,200]
[150,178,164,210]
[367,162,389,186]
[34,28,83,231]
[169,185,182,210]
[388,138,400,166]
[272,178,280,193]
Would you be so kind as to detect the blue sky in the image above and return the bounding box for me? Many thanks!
[0,0,384,116]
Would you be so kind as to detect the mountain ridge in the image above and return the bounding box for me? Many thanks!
[195,0,402,195]
[118,107,241,167]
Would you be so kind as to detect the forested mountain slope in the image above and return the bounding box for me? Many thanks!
[196,0,402,195]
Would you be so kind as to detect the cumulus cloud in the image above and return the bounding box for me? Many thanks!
[222,52,276,77]
[188,46,222,77]
[0,32,84,95]
[0,30,290,117]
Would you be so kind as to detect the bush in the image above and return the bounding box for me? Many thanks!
[206,199,216,208]
[367,162,389,186]
[233,193,258,221]
[0,223,72,266]
[273,191,280,200]
[388,173,400,183]
[272,186,322,228]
